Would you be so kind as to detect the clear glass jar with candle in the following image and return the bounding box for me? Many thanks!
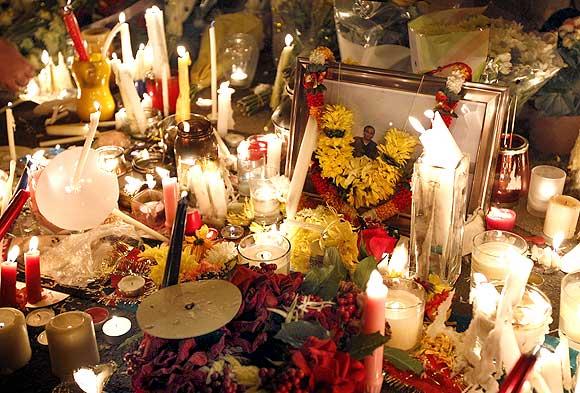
[471,230,528,286]
[249,166,281,225]
[130,188,165,229]
[490,134,530,205]
[237,139,267,196]
[96,146,129,177]
[172,114,219,190]
[223,33,259,88]
[560,271,580,350]
[383,278,425,351]
[527,165,566,217]
[238,232,291,274]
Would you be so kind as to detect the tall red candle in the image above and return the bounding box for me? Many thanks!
[24,236,42,304]
[0,245,20,307]
[0,189,31,240]
[62,5,89,61]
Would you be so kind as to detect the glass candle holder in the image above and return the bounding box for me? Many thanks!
[490,134,530,206]
[527,165,566,217]
[237,139,267,196]
[223,33,259,88]
[238,233,291,274]
[130,189,165,229]
[471,230,528,285]
[473,282,551,353]
[145,75,179,115]
[249,166,281,225]
[96,146,128,177]
[382,278,425,351]
[560,271,580,350]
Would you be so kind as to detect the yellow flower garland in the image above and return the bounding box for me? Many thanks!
[315,105,418,209]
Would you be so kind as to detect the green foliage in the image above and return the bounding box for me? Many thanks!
[352,256,377,290]
[346,332,389,360]
[383,347,424,375]
[300,247,348,300]
[274,321,330,348]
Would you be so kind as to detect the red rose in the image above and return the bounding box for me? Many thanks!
[292,337,365,393]
[435,91,447,103]
[359,228,397,261]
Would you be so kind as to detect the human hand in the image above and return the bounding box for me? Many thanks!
[0,39,36,93]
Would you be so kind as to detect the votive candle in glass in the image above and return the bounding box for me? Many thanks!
[237,233,291,274]
[383,278,425,351]
[249,166,281,225]
[543,195,580,240]
[527,165,566,217]
[560,271,580,350]
[0,307,32,374]
[471,230,528,285]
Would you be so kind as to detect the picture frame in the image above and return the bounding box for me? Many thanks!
[286,57,510,219]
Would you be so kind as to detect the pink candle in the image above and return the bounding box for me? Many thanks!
[162,177,179,229]
[24,236,42,304]
[362,270,388,393]
[0,245,20,307]
[185,209,202,236]
[486,207,517,231]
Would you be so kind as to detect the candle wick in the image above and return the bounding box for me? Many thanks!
[184,302,196,310]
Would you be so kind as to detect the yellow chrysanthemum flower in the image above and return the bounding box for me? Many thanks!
[321,104,354,133]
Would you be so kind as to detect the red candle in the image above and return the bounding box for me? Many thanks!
[486,207,517,231]
[62,5,89,61]
[0,245,20,307]
[362,270,388,393]
[24,236,42,304]
[0,189,31,240]
[146,76,180,115]
[185,209,203,236]
[162,176,179,229]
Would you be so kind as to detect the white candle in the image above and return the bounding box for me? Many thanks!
[175,45,191,123]
[560,273,580,350]
[117,63,147,135]
[206,168,227,218]
[143,44,154,77]
[6,102,16,162]
[209,21,218,121]
[555,336,572,390]
[385,289,424,350]
[118,275,146,297]
[72,103,100,187]
[270,34,294,110]
[115,108,128,130]
[217,81,234,137]
[230,67,248,85]
[562,243,580,273]
[1,159,15,213]
[46,311,100,379]
[144,6,169,81]
[471,239,527,283]
[252,186,280,219]
[527,165,566,217]
[111,208,169,242]
[134,43,145,80]
[264,133,283,176]
[54,52,74,92]
[0,308,32,373]
[118,12,134,65]
[537,348,564,393]
[102,316,131,345]
[286,116,318,220]
[141,93,152,112]
[544,195,580,239]
[38,50,54,95]
[189,165,212,217]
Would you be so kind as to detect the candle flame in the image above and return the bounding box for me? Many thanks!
[93,101,101,112]
[424,109,435,119]
[119,12,126,23]
[112,52,118,60]
[151,5,160,13]
[145,174,156,189]
[177,45,187,58]
[74,368,98,393]
[155,167,170,179]
[25,79,40,98]
[124,176,143,195]
[41,50,50,65]
[553,232,564,251]
[408,116,426,134]
[29,236,39,252]
[180,190,188,198]
[7,102,12,108]
[219,81,231,90]
[285,34,293,47]
[7,245,20,263]
[366,269,386,293]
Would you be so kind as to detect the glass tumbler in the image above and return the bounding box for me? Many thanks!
[490,134,530,206]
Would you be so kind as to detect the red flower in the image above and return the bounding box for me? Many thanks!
[292,337,365,393]
[435,91,447,103]
[359,228,397,261]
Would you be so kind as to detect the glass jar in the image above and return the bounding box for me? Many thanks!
[237,139,267,196]
[223,33,259,89]
[490,134,530,206]
[560,271,580,350]
[73,28,115,121]
[173,114,219,190]
[238,233,291,274]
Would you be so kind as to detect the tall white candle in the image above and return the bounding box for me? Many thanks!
[111,208,168,242]
[543,195,580,239]
[555,336,572,390]
[217,81,234,137]
[385,289,424,350]
[176,45,191,123]
[54,52,74,92]
[118,12,134,65]
[72,103,100,187]
[2,159,16,213]
[264,133,283,176]
[209,21,218,121]
[0,307,31,373]
[134,43,146,80]
[527,165,566,217]
[189,165,212,217]
[144,7,169,80]
[207,168,228,218]
[537,349,564,393]
[6,102,16,162]
[270,34,294,110]
[117,63,147,135]
[286,116,318,220]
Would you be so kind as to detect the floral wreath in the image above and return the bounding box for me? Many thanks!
[429,62,472,127]
[304,47,418,224]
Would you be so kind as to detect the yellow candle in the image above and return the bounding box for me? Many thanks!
[209,22,218,120]
[176,45,191,123]
[0,307,31,374]
[46,311,100,379]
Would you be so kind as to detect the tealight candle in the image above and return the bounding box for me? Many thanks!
[37,330,48,346]
[102,316,132,345]
[46,311,100,379]
[0,307,32,373]
[471,231,528,285]
[220,224,244,241]
[25,308,55,329]
[383,278,425,351]
[485,207,517,231]
[527,165,566,217]
[238,233,291,273]
[24,236,43,304]
[543,195,580,240]
[84,307,109,331]
[117,275,146,297]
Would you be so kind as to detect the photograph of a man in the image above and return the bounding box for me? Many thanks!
[352,125,378,159]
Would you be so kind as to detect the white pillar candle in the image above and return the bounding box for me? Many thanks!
[175,45,191,123]
[144,6,169,81]
[118,12,134,66]
[562,243,580,273]
[206,168,227,218]
[46,311,100,379]
[385,289,424,350]
[537,348,564,393]
[102,316,131,345]
[560,272,580,350]
[217,81,234,137]
[264,133,283,176]
[543,195,580,239]
[6,102,16,162]
[527,165,566,217]
[555,336,572,390]
[270,34,293,110]
[54,52,74,92]
[209,21,218,121]
[0,307,31,374]
[134,43,145,80]
[72,103,100,187]
[189,165,212,217]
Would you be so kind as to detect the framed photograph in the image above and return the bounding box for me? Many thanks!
[286,58,510,218]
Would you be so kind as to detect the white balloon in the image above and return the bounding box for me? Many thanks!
[36,147,119,231]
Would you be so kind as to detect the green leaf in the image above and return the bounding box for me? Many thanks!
[383,347,424,375]
[353,256,377,290]
[300,247,347,300]
[325,247,348,280]
[346,332,389,360]
[359,240,369,260]
[301,268,322,295]
[274,321,330,348]
[118,331,144,350]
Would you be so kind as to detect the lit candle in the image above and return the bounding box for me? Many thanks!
[118,12,134,65]
[543,195,580,240]
[0,246,19,307]
[0,308,32,373]
[102,316,132,345]
[384,280,424,351]
[38,50,54,95]
[185,209,203,236]
[188,165,212,218]
[6,102,16,163]
[206,167,228,219]
[175,45,191,123]
[485,207,517,231]
[237,233,291,273]
[536,348,564,393]
[72,103,100,188]
[46,311,100,379]
[251,185,280,224]
[270,34,294,110]
[25,308,55,329]
[209,21,218,121]
[117,275,145,297]
[217,81,234,137]
[385,240,409,277]
[24,236,42,304]
[116,63,147,134]
[54,52,74,92]
[560,271,580,350]
[527,165,566,217]
[264,133,283,176]
[144,6,169,81]
[471,231,528,284]
[363,270,388,393]
[230,66,248,85]
[157,168,179,229]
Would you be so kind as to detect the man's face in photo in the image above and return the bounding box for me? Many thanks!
[363,126,375,143]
